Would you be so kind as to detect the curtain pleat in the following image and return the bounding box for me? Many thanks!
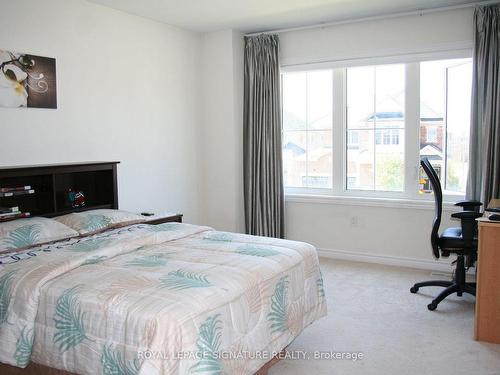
[243,34,284,238]
[467,5,500,204]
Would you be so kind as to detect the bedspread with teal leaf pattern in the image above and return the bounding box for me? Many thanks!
[0,222,327,375]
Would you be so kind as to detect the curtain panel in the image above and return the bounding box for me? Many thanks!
[467,5,500,204]
[243,34,284,238]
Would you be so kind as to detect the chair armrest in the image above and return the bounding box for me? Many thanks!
[451,211,483,248]
[451,211,484,220]
[455,200,482,211]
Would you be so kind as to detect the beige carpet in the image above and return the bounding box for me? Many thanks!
[270,258,500,375]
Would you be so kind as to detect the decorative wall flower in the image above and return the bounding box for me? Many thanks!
[0,51,28,107]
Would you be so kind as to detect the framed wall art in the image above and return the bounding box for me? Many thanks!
[0,49,57,109]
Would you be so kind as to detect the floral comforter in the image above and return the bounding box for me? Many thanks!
[0,223,327,375]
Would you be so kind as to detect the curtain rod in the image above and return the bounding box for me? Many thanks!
[245,0,499,36]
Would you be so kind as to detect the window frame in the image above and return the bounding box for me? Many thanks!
[281,49,472,204]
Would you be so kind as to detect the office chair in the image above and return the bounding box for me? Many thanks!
[410,158,483,311]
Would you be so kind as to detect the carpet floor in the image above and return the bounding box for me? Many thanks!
[270,258,500,375]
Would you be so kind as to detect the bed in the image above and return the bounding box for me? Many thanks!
[0,163,327,375]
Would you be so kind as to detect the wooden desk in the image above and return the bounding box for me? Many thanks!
[475,218,500,344]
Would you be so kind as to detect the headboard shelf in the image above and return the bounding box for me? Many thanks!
[54,204,114,217]
[0,162,119,220]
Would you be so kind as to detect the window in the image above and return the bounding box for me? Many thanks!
[426,127,438,143]
[347,130,359,149]
[375,128,401,145]
[346,64,405,192]
[282,55,472,200]
[282,70,333,188]
[419,59,472,195]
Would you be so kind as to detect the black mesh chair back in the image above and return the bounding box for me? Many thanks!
[421,157,442,259]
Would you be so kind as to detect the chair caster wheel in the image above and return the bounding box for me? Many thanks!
[427,303,437,311]
[410,286,419,293]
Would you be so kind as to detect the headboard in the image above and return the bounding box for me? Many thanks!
[0,162,119,221]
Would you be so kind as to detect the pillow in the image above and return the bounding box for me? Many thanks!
[54,209,145,235]
[0,217,79,252]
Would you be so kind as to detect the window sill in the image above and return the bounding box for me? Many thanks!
[285,193,458,211]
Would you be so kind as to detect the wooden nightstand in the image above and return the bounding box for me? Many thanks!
[140,212,183,225]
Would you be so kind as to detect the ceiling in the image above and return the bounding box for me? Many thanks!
[87,0,478,33]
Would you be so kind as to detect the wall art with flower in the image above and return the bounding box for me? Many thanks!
[0,49,57,109]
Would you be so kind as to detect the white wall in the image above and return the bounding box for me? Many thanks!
[199,30,245,232]
[280,8,474,66]
[280,8,475,270]
[285,199,461,271]
[0,0,203,222]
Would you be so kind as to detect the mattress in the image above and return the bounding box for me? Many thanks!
[0,223,327,375]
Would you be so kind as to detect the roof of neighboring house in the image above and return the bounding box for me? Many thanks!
[283,110,331,131]
[364,94,444,122]
[420,144,443,160]
[365,110,443,122]
[283,142,305,155]
[295,147,332,162]
[366,111,403,121]
[420,101,444,121]
[283,95,443,130]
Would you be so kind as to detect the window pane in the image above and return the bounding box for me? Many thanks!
[446,61,472,193]
[346,64,405,191]
[307,131,332,188]
[420,60,446,194]
[307,71,333,130]
[375,133,405,191]
[283,131,307,187]
[347,66,375,130]
[282,70,333,189]
[375,65,405,128]
[419,58,472,195]
[347,130,374,190]
[282,72,306,131]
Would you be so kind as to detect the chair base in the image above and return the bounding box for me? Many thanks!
[410,255,476,310]
[410,280,476,310]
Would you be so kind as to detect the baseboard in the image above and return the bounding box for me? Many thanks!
[317,247,454,272]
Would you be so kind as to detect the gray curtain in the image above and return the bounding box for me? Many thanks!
[243,34,284,238]
[467,5,500,204]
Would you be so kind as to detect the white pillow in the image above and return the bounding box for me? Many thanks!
[0,217,79,252]
[54,209,145,235]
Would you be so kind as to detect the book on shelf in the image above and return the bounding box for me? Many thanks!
[0,189,35,197]
[0,210,20,218]
[0,186,31,193]
[0,212,30,221]
[0,206,19,214]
